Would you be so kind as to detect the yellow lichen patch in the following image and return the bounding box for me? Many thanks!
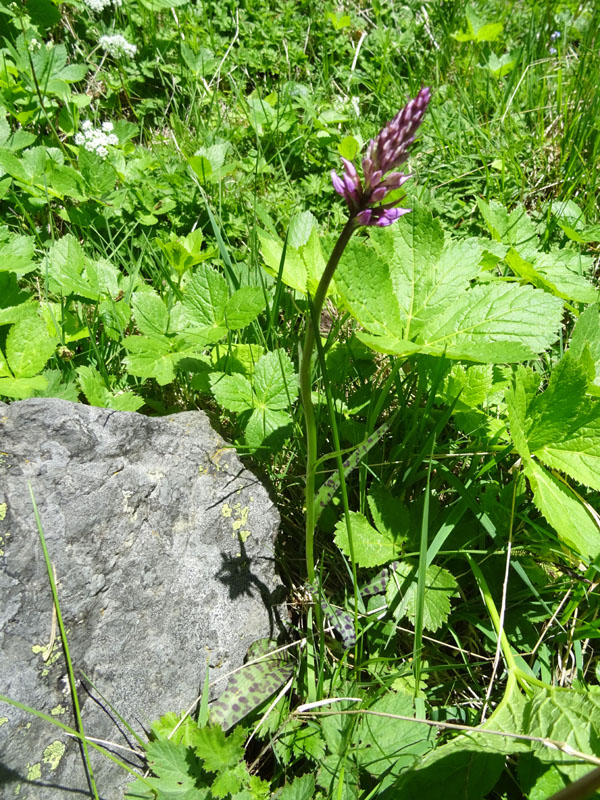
[231,505,249,531]
[50,704,66,716]
[221,503,232,518]
[0,502,6,521]
[26,762,41,781]
[0,716,8,726]
[43,740,66,771]
[239,530,252,543]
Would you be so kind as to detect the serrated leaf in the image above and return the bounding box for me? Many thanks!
[182,265,228,326]
[367,486,410,543]
[336,210,562,363]
[355,691,436,777]
[0,375,48,399]
[122,336,180,385]
[224,287,265,330]
[210,373,254,413]
[194,725,245,772]
[570,303,600,390]
[124,738,209,799]
[524,460,600,558]
[278,773,315,800]
[6,316,56,378]
[0,231,37,274]
[252,349,297,409]
[132,291,170,338]
[386,562,458,632]
[78,147,117,195]
[245,407,291,449]
[334,511,402,568]
[506,248,597,303]
[259,219,330,297]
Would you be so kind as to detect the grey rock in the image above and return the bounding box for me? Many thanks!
[0,398,284,799]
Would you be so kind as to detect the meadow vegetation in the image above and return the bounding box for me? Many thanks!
[1,0,600,797]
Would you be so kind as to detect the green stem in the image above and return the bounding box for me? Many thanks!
[299,217,356,586]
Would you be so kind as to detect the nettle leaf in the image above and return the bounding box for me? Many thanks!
[259,211,331,296]
[335,209,562,363]
[277,774,315,800]
[386,562,458,632]
[395,684,600,797]
[452,7,503,42]
[477,198,537,250]
[355,691,436,777]
[245,407,292,449]
[334,511,403,568]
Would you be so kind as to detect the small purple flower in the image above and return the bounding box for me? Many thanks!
[550,30,560,41]
[549,47,557,55]
[331,87,431,227]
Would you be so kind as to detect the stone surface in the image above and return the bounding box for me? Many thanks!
[0,398,284,799]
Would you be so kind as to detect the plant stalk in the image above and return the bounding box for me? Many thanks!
[299,217,356,586]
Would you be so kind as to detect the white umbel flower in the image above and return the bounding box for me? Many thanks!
[99,33,137,59]
[73,121,119,158]
[83,0,122,12]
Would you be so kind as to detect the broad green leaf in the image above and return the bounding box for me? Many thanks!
[224,287,265,330]
[511,354,600,491]
[78,147,117,195]
[386,562,458,632]
[506,248,597,303]
[524,460,600,558]
[452,7,503,41]
[45,235,120,300]
[77,365,143,411]
[570,303,600,390]
[477,198,537,250]
[132,291,170,338]
[440,363,494,409]
[278,774,315,800]
[334,511,401,568]
[210,373,254,413]
[355,691,435,777]
[335,210,562,363]
[245,407,291,449]
[0,375,48,399]
[367,486,410,544]
[252,349,297,409]
[259,219,330,296]
[6,316,56,378]
[0,230,37,274]
[182,265,228,326]
[122,336,181,386]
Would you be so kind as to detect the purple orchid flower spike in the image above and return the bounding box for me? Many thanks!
[331,86,431,226]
